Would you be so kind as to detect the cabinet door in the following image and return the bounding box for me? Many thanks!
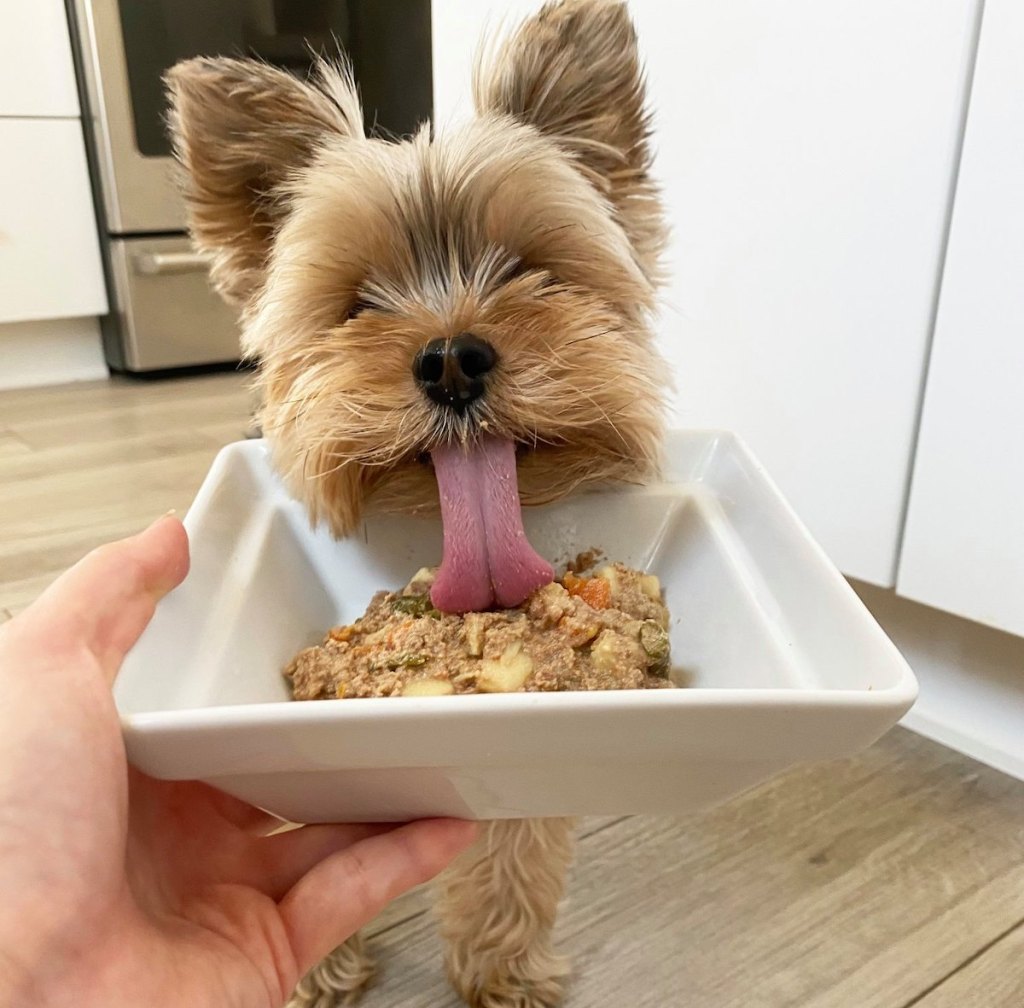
[897,0,1024,637]
[0,0,80,116]
[0,120,107,325]
[633,0,979,586]
[433,0,981,586]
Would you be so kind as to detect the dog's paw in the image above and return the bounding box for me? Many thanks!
[447,952,568,1008]
[287,936,375,1008]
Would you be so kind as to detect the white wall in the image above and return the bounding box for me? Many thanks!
[432,1,541,128]
[0,318,108,390]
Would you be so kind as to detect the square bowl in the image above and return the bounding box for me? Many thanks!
[115,431,916,823]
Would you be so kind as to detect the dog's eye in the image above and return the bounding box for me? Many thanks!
[347,297,373,321]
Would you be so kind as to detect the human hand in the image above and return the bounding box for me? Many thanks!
[0,516,476,1007]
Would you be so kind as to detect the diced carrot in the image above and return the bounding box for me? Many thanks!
[562,572,611,610]
[579,578,611,610]
[562,571,584,594]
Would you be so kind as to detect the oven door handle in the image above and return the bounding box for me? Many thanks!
[134,251,211,276]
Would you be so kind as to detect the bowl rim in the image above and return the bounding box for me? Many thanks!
[122,676,918,733]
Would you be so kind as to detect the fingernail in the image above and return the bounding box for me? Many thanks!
[145,510,177,531]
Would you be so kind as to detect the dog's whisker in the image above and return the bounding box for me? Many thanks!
[563,327,619,347]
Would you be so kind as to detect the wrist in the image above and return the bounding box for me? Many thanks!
[0,902,90,1006]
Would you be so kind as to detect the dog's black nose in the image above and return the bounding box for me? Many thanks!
[412,333,497,411]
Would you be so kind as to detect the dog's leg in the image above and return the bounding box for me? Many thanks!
[437,817,575,1008]
[287,932,375,1008]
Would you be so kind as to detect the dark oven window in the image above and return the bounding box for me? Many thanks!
[117,0,432,157]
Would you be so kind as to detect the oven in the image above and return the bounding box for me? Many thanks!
[68,0,432,373]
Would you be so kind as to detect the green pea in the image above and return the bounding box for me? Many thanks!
[386,652,429,670]
[392,595,431,617]
[639,621,670,672]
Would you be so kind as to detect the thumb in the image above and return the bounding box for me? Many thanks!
[278,818,477,974]
[9,514,189,683]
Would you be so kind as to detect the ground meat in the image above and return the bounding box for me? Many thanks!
[286,563,676,700]
[565,548,605,574]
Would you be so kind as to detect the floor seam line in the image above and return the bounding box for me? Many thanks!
[897,913,1024,1008]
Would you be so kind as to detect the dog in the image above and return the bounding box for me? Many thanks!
[166,1,666,1004]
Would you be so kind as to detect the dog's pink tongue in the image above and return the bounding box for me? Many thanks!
[430,437,553,613]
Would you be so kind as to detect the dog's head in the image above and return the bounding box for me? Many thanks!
[167,0,666,611]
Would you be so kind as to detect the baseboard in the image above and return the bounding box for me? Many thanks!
[0,316,109,389]
[852,578,1024,781]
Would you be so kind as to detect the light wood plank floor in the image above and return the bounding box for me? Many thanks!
[3,372,1024,1007]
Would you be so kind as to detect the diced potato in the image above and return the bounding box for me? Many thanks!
[564,620,600,648]
[589,630,620,672]
[463,612,486,657]
[639,574,661,601]
[478,640,533,692]
[595,565,621,596]
[402,678,454,697]
[404,567,436,594]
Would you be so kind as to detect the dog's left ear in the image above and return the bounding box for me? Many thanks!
[474,0,663,278]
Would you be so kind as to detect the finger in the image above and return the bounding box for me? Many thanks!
[13,515,189,683]
[279,819,477,971]
[253,823,403,899]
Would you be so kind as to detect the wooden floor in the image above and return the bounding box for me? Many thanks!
[3,372,1024,1007]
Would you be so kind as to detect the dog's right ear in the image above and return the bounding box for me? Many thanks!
[165,58,362,307]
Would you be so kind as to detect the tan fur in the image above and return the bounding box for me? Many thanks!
[438,819,576,1008]
[288,933,374,1008]
[167,2,665,1006]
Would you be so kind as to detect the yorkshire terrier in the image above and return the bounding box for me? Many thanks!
[167,0,666,1004]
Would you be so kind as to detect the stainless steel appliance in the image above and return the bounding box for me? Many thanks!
[67,0,432,373]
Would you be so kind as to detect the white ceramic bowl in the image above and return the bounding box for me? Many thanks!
[116,431,916,823]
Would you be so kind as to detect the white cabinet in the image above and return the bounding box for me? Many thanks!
[434,0,981,587]
[0,0,80,117]
[0,119,107,325]
[0,0,109,387]
[897,0,1024,638]
[635,0,980,587]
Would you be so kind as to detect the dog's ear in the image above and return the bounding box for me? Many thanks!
[165,57,362,306]
[474,0,663,278]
